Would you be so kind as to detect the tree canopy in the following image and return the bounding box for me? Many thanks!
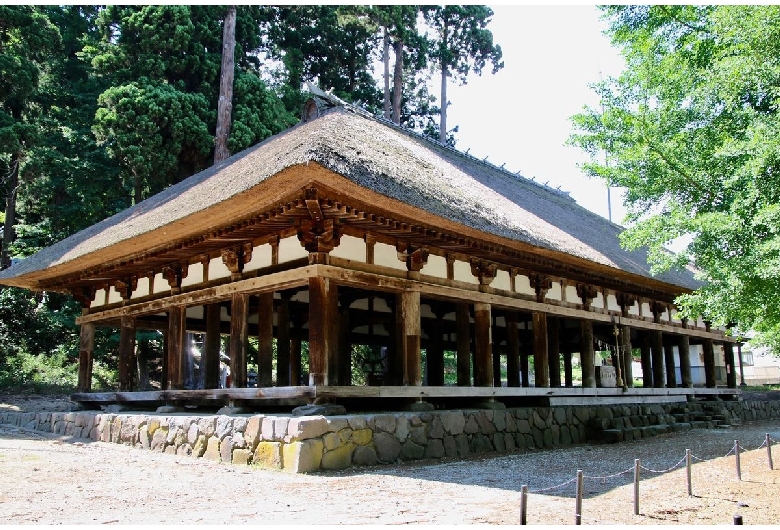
[569,5,780,352]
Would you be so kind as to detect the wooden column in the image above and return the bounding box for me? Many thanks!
[137,340,150,391]
[167,305,186,390]
[77,323,95,393]
[118,316,136,391]
[580,320,596,388]
[229,293,249,388]
[621,325,633,387]
[533,312,549,388]
[203,304,222,389]
[337,295,352,386]
[161,330,169,390]
[308,276,337,385]
[520,342,531,387]
[277,294,292,386]
[506,312,520,387]
[663,339,677,388]
[253,292,272,387]
[737,342,746,387]
[290,337,302,386]
[474,302,493,387]
[398,290,421,386]
[427,307,445,386]
[548,316,561,388]
[651,330,665,388]
[563,349,573,387]
[640,332,653,388]
[678,334,693,388]
[724,342,737,389]
[703,338,716,388]
[456,304,471,386]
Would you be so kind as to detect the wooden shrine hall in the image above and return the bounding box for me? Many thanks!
[0,90,740,411]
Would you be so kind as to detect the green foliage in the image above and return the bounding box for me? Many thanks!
[569,5,780,353]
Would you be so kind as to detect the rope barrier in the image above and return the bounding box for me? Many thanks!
[724,443,737,458]
[639,454,687,474]
[528,476,577,494]
[583,466,635,482]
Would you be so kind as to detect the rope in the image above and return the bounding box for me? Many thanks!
[723,444,737,458]
[690,453,708,462]
[584,466,635,482]
[529,476,578,494]
[639,454,687,474]
[756,438,767,450]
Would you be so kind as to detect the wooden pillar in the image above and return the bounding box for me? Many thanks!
[137,339,150,391]
[118,316,136,391]
[252,292,272,387]
[724,342,737,389]
[621,325,633,387]
[203,304,222,389]
[167,305,186,390]
[548,316,561,388]
[651,330,665,388]
[492,323,502,387]
[580,320,596,388]
[456,303,471,386]
[506,313,520,387]
[703,338,716,388]
[161,331,169,390]
[640,332,653,388]
[473,302,493,387]
[563,349,573,388]
[533,312,549,388]
[427,307,445,386]
[77,323,95,393]
[664,339,677,388]
[737,342,746,387]
[229,293,249,388]
[398,290,421,386]
[337,294,351,386]
[290,337,302,386]
[678,335,692,388]
[308,276,337,385]
[277,294,292,386]
[520,342,531,388]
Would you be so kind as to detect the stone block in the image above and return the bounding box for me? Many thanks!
[476,412,496,434]
[443,436,458,457]
[504,433,516,451]
[352,445,378,466]
[440,411,465,435]
[601,429,623,443]
[514,408,529,420]
[429,416,445,439]
[197,417,217,437]
[493,433,506,452]
[517,419,531,434]
[287,417,329,441]
[455,434,470,457]
[532,411,547,430]
[400,440,425,461]
[425,439,445,459]
[469,433,493,454]
[351,428,372,446]
[463,415,479,434]
[505,414,518,433]
[322,443,355,470]
[323,432,341,451]
[220,437,234,463]
[187,423,200,445]
[348,416,367,430]
[374,414,397,433]
[203,437,221,462]
[215,416,234,440]
[291,404,346,416]
[338,428,353,444]
[150,427,167,452]
[374,431,401,463]
[139,425,150,450]
[410,425,427,446]
[328,418,349,433]
[176,444,193,456]
[193,434,207,457]
[254,442,282,469]
[283,439,324,473]
[231,431,247,449]
[553,408,567,426]
[233,448,252,465]
[395,415,410,442]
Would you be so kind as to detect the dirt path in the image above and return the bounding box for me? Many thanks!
[1,413,779,525]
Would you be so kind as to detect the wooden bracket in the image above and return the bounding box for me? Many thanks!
[114,275,138,301]
[470,259,498,286]
[162,263,189,292]
[529,273,553,303]
[397,243,429,272]
[221,243,253,280]
[71,286,97,308]
[615,292,638,316]
[297,217,341,253]
[576,283,599,310]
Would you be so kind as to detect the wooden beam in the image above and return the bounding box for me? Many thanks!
[229,292,249,388]
[204,303,221,389]
[256,292,273,387]
[398,290,421,386]
[533,312,549,388]
[580,320,595,388]
[456,304,471,386]
[167,306,186,390]
[77,322,95,393]
[474,302,493,387]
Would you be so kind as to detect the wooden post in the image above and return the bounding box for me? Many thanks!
[277,293,292,386]
[456,303,471,386]
[767,433,774,470]
[521,341,531,387]
[735,439,741,480]
[520,484,528,525]
[77,323,95,393]
[580,320,596,388]
[548,316,561,388]
[290,337,302,386]
[308,276,337,385]
[427,306,445,386]
[167,305,186,390]
[229,292,249,388]
[651,330,665,388]
[679,334,693,388]
[337,293,352,386]
[575,469,584,525]
[118,316,136,391]
[564,349,573,387]
[634,459,640,515]
[161,330,169,390]
[474,302,493,387]
[492,337,502,387]
[398,290,421,386]
[533,312,549,388]
[254,292,273,387]
[622,325,633,387]
[724,342,737,389]
[734,515,743,525]
[703,338,716,388]
[204,303,222,389]
[506,312,521,387]
[640,332,653,388]
[686,448,692,496]
[664,339,677,388]
[737,342,746,387]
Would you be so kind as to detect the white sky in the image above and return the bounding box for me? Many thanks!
[445,5,627,224]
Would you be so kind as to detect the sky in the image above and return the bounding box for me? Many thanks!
[444,5,627,224]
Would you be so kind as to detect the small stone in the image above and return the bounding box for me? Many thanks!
[291,404,346,417]
[156,405,183,413]
[408,401,435,412]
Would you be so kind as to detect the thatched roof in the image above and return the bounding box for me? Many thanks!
[0,100,700,292]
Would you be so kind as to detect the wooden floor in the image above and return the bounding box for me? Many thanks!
[71,385,741,412]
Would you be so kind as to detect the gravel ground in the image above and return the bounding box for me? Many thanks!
[1,394,779,525]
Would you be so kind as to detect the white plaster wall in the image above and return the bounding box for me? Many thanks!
[329,235,366,262]
[186,306,204,320]
[606,294,620,312]
[641,302,652,318]
[491,269,511,291]
[515,274,536,296]
[107,286,122,305]
[591,292,604,309]
[565,285,582,304]
[181,263,204,288]
[279,235,308,263]
[454,260,479,284]
[547,281,562,301]
[208,256,231,280]
[244,243,273,272]
[374,242,406,270]
[90,289,106,308]
[660,309,670,322]
[131,277,151,299]
[628,302,640,316]
[420,254,447,279]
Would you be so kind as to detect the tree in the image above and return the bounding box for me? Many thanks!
[569,5,780,352]
[424,6,503,143]
[214,6,236,164]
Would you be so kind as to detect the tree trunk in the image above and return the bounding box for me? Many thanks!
[439,61,448,144]
[392,39,403,125]
[214,6,236,164]
[383,27,391,120]
[2,152,20,270]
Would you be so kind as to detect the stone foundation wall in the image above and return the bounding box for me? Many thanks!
[2,400,779,473]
